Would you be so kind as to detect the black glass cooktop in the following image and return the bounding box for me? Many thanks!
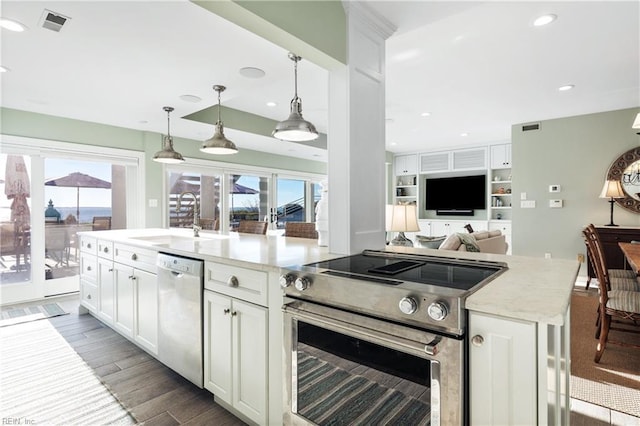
[304,252,505,291]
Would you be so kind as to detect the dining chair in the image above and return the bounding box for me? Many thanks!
[200,218,219,231]
[583,225,639,291]
[284,222,318,239]
[236,220,268,235]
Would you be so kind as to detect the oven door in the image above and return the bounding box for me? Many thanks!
[283,300,465,426]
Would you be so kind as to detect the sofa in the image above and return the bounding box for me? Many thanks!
[437,230,508,254]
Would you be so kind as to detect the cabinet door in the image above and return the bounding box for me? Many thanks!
[204,291,233,404]
[469,312,536,425]
[233,299,267,425]
[135,268,158,354]
[420,152,450,173]
[490,144,512,169]
[394,154,417,175]
[97,258,115,325]
[114,263,134,338]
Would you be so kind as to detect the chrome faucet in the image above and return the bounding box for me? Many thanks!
[177,191,201,237]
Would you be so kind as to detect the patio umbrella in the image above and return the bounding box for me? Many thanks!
[4,155,31,229]
[45,172,111,221]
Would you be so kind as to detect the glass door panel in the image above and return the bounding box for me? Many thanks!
[229,174,268,231]
[168,171,222,231]
[44,158,120,296]
[276,178,306,229]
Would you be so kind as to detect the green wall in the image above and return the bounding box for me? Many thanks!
[1,107,327,227]
[512,107,640,273]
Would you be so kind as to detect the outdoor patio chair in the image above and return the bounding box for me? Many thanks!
[284,222,318,239]
[236,220,268,235]
[92,216,111,231]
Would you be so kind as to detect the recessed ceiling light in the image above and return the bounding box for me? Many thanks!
[460,132,469,137]
[179,94,202,103]
[0,18,27,32]
[0,66,9,73]
[266,101,277,107]
[239,67,266,79]
[558,84,574,91]
[533,14,557,27]
[421,112,431,117]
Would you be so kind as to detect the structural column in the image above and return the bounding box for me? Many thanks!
[328,2,395,254]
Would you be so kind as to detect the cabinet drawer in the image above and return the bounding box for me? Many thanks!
[204,262,267,306]
[80,252,97,282]
[80,236,98,255]
[97,240,114,259]
[114,243,157,273]
[81,280,98,312]
[489,222,511,235]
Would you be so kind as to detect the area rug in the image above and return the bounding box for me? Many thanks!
[570,291,640,417]
[0,319,136,425]
[0,302,68,327]
[297,351,430,425]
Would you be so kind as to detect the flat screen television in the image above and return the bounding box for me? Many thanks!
[425,174,486,215]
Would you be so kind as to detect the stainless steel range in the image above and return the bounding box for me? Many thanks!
[281,249,507,426]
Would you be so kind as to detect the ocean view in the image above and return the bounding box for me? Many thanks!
[54,207,112,224]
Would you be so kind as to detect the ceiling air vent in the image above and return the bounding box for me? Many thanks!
[522,123,540,132]
[40,9,70,32]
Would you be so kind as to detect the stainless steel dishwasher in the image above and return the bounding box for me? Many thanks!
[156,252,204,388]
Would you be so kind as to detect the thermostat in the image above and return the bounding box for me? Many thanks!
[549,185,561,193]
[549,199,563,208]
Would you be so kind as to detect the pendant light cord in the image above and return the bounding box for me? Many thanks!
[217,88,222,124]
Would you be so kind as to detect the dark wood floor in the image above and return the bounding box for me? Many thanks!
[46,296,246,426]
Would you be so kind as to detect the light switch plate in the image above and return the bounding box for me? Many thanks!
[148,199,158,207]
[520,192,527,200]
[521,200,536,208]
[549,199,563,208]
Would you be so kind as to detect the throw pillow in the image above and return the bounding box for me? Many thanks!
[438,233,462,250]
[457,233,481,252]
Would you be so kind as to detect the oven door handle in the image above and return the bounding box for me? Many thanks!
[284,303,442,356]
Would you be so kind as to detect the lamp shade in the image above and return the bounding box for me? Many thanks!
[385,204,420,232]
[599,180,625,199]
[633,112,640,131]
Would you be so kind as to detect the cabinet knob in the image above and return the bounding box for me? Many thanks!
[471,335,484,347]
[87,294,92,300]
[231,311,237,316]
[131,253,138,261]
[109,268,113,272]
[103,247,109,253]
[87,243,92,249]
[223,308,230,315]
[227,276,239,287]
[86,266,92,271]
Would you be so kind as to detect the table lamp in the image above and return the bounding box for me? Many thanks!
[386,204,420,246]
[600,180,625,226]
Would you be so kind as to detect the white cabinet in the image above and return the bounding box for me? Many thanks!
[490,144,512,169]
[97,257,115,324]
[420,148,486,173]
[204,290,267,425]
[469,312,536,425]
[394,154,417,175]
[79,235,159,356]
[423,220,488,237]
[114,262,135,338]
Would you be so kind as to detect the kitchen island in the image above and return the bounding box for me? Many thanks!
[78,228,578,426]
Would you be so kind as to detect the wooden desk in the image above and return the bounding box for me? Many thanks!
[618,242,640,275]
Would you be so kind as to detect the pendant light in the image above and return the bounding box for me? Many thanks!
[272,52,319,142]
[201,85,238,155]
[153,106,185,164]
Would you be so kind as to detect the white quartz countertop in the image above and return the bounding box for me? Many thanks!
[81,228,579,325]
[80,228,337,269]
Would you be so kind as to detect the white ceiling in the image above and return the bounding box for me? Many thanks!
[1,1,638,162]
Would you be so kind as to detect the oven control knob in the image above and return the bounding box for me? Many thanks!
[279,274,296,288]
[398,297,418,315]
[294,277,311,291]
[427,301,448,321]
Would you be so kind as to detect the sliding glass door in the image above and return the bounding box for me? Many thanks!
[0,136,143,304]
